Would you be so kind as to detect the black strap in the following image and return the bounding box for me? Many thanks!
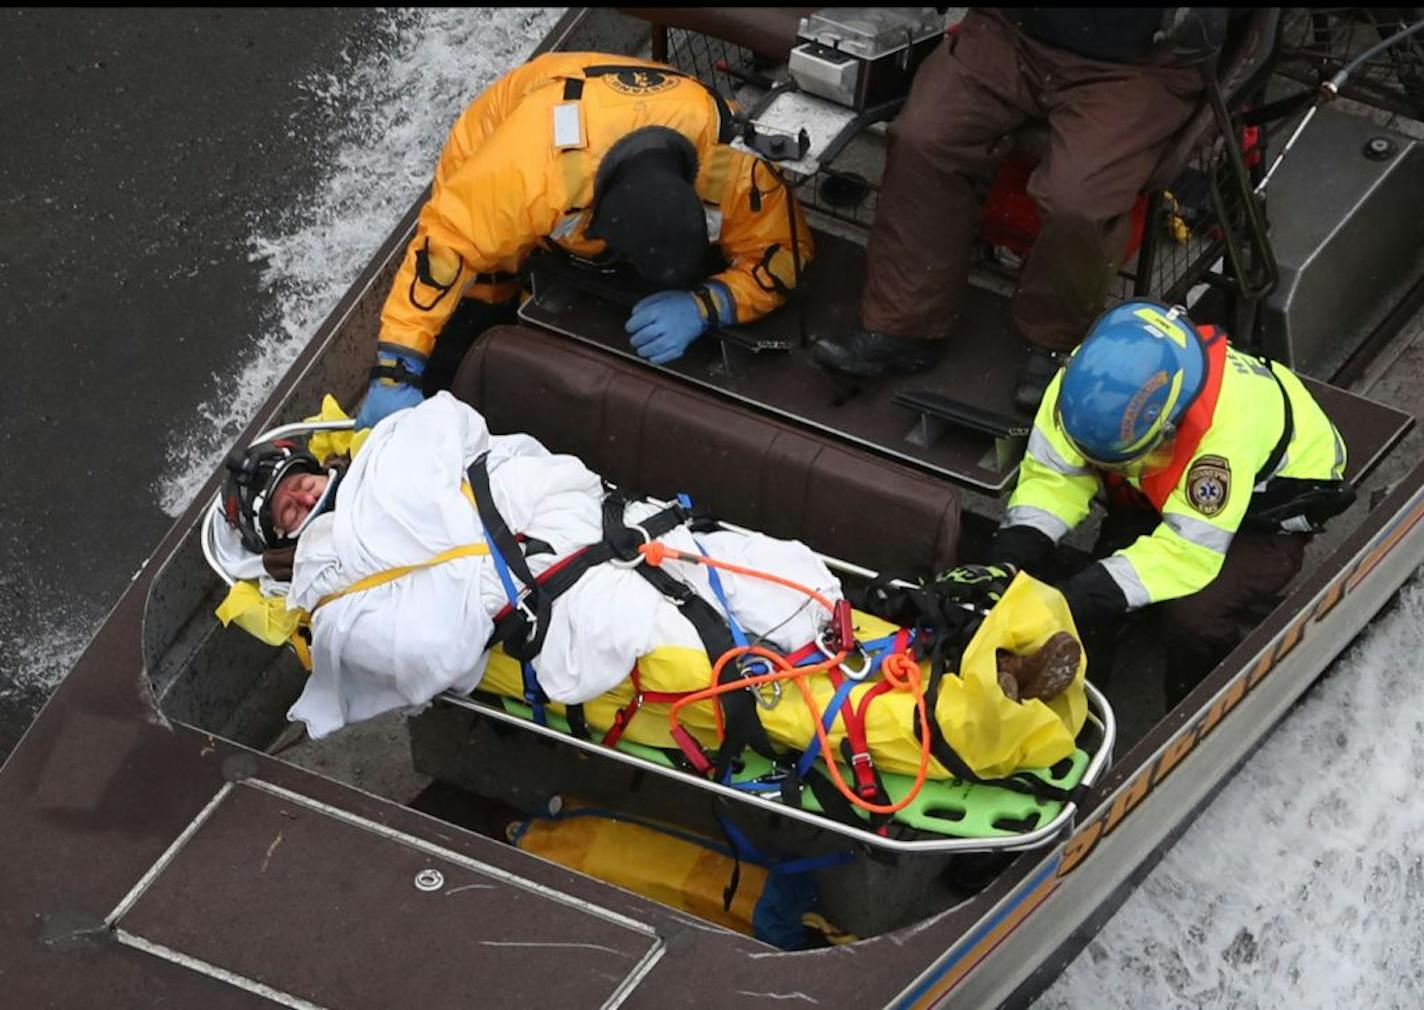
[490,493,695,642]
[917,658,1077,804]
[802,764,864,826]
[1255,361,1294,487]
[470,269,522,286]
[626,561,778,778]
[467,454,552,662]
[562,77,584,101]
[566,703,590,740]
[410,237,463,312]
[474,460,705,666]
[369,359,424,386]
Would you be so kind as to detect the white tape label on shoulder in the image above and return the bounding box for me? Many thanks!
[552,102,583,150]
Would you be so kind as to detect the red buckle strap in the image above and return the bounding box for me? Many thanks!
[601,665,643,749]
[844,678,895,798]
[669,725,714,776]
[847,749,879,799]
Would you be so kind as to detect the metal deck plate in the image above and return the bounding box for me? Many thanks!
[519,231,1030,494]
[516,226,1414,496]
[1305,378,1414,484]
[111,782,661,1010]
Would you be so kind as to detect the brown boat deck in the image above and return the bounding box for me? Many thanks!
[520,228,1413,496]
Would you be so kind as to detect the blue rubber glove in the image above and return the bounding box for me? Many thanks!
[625,283,734,365]
[354,348,426,430]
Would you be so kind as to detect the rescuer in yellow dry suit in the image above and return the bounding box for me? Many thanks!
[355,51,814,429]
[988,299,1355,707]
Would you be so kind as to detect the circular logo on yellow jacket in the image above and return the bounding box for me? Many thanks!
[1185,454,1231,516]
[605,68,681,96]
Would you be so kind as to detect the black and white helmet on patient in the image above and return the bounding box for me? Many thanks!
[221,439,327,553]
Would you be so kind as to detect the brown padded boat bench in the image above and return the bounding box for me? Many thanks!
[620,8,818,64]
[452,325,961,575]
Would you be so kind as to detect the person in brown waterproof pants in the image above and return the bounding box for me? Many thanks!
[812,8,1223,412]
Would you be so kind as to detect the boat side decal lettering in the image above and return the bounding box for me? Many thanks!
[896,857,1063,1010]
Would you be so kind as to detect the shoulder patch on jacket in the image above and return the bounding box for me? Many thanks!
[1185,454,1230,516]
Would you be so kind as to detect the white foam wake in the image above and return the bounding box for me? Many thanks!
[155,7,563,516]
[1036,577,1424,1009]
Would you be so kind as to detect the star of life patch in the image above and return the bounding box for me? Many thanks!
[1185,454,1230,516]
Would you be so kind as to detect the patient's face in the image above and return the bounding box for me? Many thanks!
[271,472,330,537]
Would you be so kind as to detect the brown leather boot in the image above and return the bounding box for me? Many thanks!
[995,632,1082,702]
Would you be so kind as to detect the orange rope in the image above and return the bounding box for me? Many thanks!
[639,541,838,616]
[640,542,934,816]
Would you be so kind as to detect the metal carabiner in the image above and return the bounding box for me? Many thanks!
[515,597,539,641]
[817,629,874,682]
[752,678,783,710]
[731,654,782,710]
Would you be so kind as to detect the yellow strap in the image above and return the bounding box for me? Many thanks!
[313,542,490,612]
[289,624,314,672]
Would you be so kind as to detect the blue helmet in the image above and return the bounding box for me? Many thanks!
[1057,300,1207,466]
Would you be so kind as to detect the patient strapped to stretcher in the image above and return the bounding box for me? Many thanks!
[210,393,1088,813]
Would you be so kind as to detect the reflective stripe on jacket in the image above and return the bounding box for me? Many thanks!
[1004,333,1346,608]
[380,51,814,359]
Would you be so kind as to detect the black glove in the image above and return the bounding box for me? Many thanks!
[987,525,1056,577]
[1057,562,1130,626]
[855,563,1015,634]
[931,563,1018,609]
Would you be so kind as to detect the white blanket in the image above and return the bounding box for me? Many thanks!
[260,393,841,739]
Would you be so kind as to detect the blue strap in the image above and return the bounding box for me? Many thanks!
[692,532,760,784]
[514,805,855,875]
[730,780,785,794]
[717,810,770,864]
[791,632,909,776]
[486,525,523,606]
[766,849,856,875]
[719,811,855,875]
[695,536,748,649]
[484,525,547,724]
[796,676,858,777]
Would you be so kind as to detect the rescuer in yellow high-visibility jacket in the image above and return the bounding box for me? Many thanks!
[354,51,814,429]
[990,299,1354,705]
